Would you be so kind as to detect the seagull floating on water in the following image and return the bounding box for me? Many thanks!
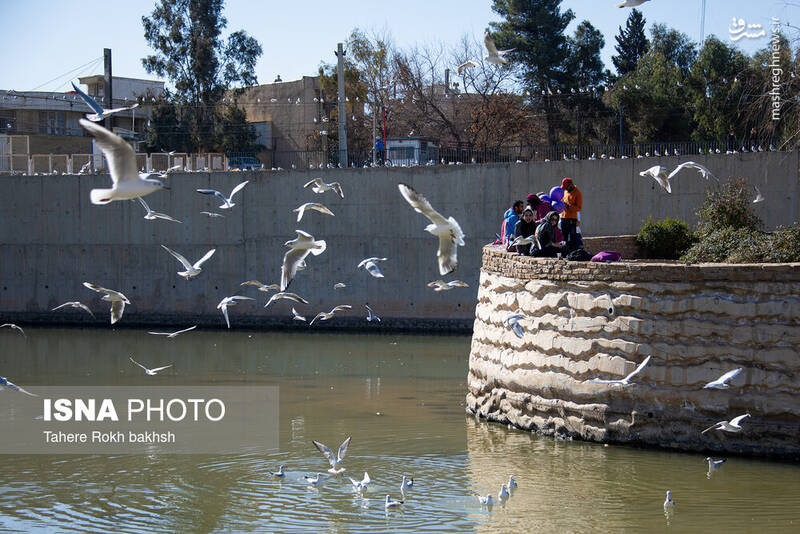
[312,436,351,474]
[136,197,181,223]
[358,257,388,278]
[161,245,215,280]
[1,323,26,337]
[385,495,404,508]
[401,475,413,491]
[703,368,742,389]
[508,475,518,489]
[398,183,465,275]
[304,473,324,485]
[273,465,285,478]
[147,325,197,338]
[304,178,344,198]
[701,413,750,434]
[129,356,172,375]
[498,484,510,501]
[478,493,494,506]
[71,81,139,122]
[310,305,352,325]
[83,282,129,324]
[281,230,327,290]
[51,301,95,318]
[0,375,37,396]
[663,490,675,508]
[589,355,652,386]
[196,181,249,209]
[348,472,371,492]
[216,296,254,328]
[79,119,167,205]
[706,457,726,470]
[294,202,335,222]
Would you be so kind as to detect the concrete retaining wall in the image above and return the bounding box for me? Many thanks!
[467,246,800,457]
[0,151,797,329]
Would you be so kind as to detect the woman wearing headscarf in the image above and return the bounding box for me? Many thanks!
[513,206,538,255]
[533,211,565,258]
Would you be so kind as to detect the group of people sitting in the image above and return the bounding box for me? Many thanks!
[500,178,583,258]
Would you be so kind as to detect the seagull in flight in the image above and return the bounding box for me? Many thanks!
[293,202,335,222]
[333,282,346,289]
[281,230,327,290]
[365,304,381,322]
[1,323,26,337]
[0,375,37,396]
[51,301,95,318]
[240,280,280,293]
[136,197,181,223]
[639,165,672,193]
[303,178,344,198]
[385,495,404,508]
[312,436,351,474]
[703,368,743,389]
[617,0,651,7]
[504,313,524,338]
[129,356,172,376]
[147,325,197,338]
[753,185,765,203]
[667,161,719,184]
[200,211,225,218]
[291,308,307,322]
[589,355,652,386]
[348,472,371,492]
[358,257,388,278]
[484,30,513,65]
[216,296,254,328]
[701,413,750,434]
[457,60,480,75]
[398,183,465,275]
[79,119,167,205]
[161,245,216,280]
[264,292,310,308]
[427,279,470,292]
[196,180,249,209]
[71,81,139,122]
[83,282,129,324]
[309,305,352,325]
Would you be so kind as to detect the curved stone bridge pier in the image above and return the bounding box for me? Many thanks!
[467,246,800,458]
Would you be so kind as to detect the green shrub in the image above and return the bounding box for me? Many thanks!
[636,216,697,259]
[680,223,800,263]
[696,178,762,233]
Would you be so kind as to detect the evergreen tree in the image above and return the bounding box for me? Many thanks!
[490,0,575,144]
[565,21,610,146]
[141,0,262,152]
[649,24,697,77]
[612,8,649,76]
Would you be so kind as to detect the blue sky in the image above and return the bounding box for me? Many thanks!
[1,0,795,92]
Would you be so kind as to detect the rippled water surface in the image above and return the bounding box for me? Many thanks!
[0,328,798,533]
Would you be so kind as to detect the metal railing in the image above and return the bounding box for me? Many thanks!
[0,152,228,175]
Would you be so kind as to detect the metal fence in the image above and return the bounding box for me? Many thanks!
[0,151,228,175]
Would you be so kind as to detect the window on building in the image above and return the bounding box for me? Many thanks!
[38,111,67,135]
[0,109,16,133]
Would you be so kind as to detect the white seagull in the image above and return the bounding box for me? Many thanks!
[589,355,652,386]
[273,465,285,478]
[264,292,310,308]
[478,494,494,506]
[310,305,352,325]
[701,413,750,434]
[200,211,225,218]
[293,202,335,222]
[281,230,327,290]
[484,30,513,65]
[498,484,510,501]
[136,197,181,223]
[401,475,414,490]
[348,472,371,492]
[753,185,765,203]
[0,375,37,396]
[147,325,197,338]
[398,183,465,275]
[196,180,249,209]
[619,1,652,9]
[667,161,719,183]
[0,323,25,338]
[304,473,324,485]
[358,257,388,278]
[663,490,675,508]
[385,495,404,509]
[79,119,167,205]
[706,457,726,471]
[51,301,95,318]
[83,282,130,324]
[129,356,172,375]
[333,282,346,289]
[427,279,470,292]
[511,234,536,247]
[291,308,307,322]
[365,305,381,322]
[71,81,139,122]
[504,313,524,338]
[312,436,351,474]
[639,165,672,193]
[216,296,254,329]
[508,475,518,489]
[240,280,281,293]
[161,245,216,280]
[703,368,743,389]
[457,59,480,75]
[303,178,344,198]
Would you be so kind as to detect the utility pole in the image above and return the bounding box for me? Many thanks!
[618,103,623,155]
[700,0,707,43]
[103,48,113,131]
[335,43,348,167]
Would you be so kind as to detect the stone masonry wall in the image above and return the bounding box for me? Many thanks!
[467,245,800,457]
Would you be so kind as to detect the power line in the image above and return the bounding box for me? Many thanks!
[30,56,103,92]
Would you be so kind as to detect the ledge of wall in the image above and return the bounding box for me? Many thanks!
[467,246,800,458]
